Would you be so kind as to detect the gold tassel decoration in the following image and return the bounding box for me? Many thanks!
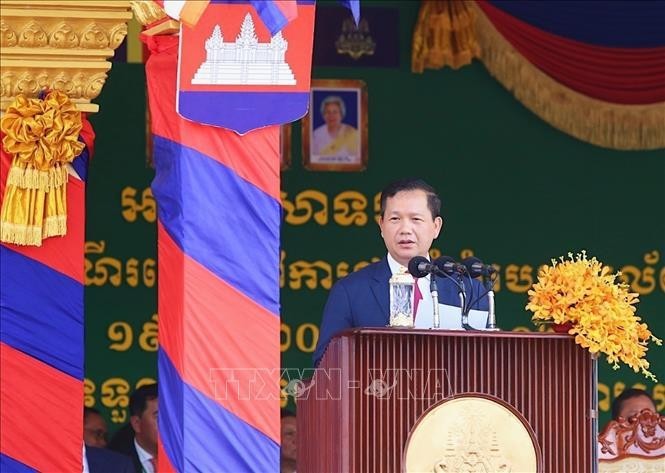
[471,2,665,151]
[0,91,84,246]
[412,0,480,73]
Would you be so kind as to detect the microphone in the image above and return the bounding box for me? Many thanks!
[433,256,468,328]
[433,256,467,275]
[461,257,496,278]
[408,256,438,278]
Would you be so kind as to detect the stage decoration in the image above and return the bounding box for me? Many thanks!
[0,0,133,113]
[404,396,538,472]
[145,32,281,471]
[411,0,480,73]
[0,113,94,473]
[0,2,123,471]
[335,17,376,61]
[411,1,665,150]
[598,409,665,470]
[0,92,84,246]
[526,252,662,382]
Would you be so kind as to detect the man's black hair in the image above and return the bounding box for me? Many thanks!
[129,383,158,417]
[84,407,101,419]
[380,178,442,220]
[611,388,653,420]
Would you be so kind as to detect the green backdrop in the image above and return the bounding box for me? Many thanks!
[85,2,664,433]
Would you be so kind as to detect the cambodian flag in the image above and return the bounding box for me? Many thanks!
[176,0,316,133]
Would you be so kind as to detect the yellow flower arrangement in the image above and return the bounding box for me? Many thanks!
[526,251,662,381]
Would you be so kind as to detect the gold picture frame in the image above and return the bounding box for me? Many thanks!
[302,79,368,172]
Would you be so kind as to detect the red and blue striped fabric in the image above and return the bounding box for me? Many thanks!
[0,120,94,472]
[143,32,281,471]
[479,1,665,104]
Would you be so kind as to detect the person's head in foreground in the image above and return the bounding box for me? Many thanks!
[130,383,158,456]
[84,407,108,448]
[280,409,297,473]
[611,388,656,421]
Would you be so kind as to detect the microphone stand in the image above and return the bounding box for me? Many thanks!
[460,274,473,331]
[430,274,440,328]
[458,276,472,330]
[485,277,499,331]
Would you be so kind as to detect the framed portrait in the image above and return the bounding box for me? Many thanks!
[302,79,368,172]
[280,124,291,171]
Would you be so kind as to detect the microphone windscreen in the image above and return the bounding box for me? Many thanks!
[461,256,483,278]
[433,255,456,273]
[408,256,430,278]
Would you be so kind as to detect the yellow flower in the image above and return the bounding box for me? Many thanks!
[526,251,661,381]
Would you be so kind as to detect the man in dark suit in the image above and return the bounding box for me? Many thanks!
[314,178,489,365]
[85,445,134,473]
[109,383,158,473]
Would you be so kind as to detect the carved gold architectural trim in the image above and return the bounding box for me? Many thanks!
[129,0,178,36]
[129,0,167,26]
[0,0,132,113]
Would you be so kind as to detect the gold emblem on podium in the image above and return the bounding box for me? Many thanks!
[404,396,539,472]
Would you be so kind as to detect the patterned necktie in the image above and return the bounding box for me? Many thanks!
[413,277,423,320]
[149,457,157,472]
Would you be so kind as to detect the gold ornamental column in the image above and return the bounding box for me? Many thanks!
[1,0,133,113]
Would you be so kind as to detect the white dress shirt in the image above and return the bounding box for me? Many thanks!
[134,438,155,473]
[386,253,489,329]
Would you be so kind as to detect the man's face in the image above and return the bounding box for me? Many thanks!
[280,416,297,461]
[323,103,342,128]
[379,189,442,267]
[617,395,656,420]
[131,398,158,455]
[84,412,108,448]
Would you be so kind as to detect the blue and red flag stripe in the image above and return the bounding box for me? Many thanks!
[144,32,281,471]
[0,125,92,472]
[158,225,280,440]
[249,0,298,35]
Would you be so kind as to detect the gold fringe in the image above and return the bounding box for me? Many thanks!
[6,162,69,191]
[412,0,480,73]
[470,2,665,151]
[0,222,43,246]
[42,214,67,239]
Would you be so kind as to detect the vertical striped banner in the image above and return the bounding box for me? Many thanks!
[143,33,281,471]
[0,122,94,472]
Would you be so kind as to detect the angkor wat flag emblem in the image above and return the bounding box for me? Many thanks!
[177,0,315,134]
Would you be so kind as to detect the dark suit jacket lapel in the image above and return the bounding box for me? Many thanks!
[370,257,391,324]
[131,444,142,473]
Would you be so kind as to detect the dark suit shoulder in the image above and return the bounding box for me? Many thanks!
[86,446,135,473]
[334,259,386,288]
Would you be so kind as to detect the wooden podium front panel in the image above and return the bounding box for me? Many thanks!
[298,330,597,473]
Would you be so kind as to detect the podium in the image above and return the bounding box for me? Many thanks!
[297,328,598,472]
